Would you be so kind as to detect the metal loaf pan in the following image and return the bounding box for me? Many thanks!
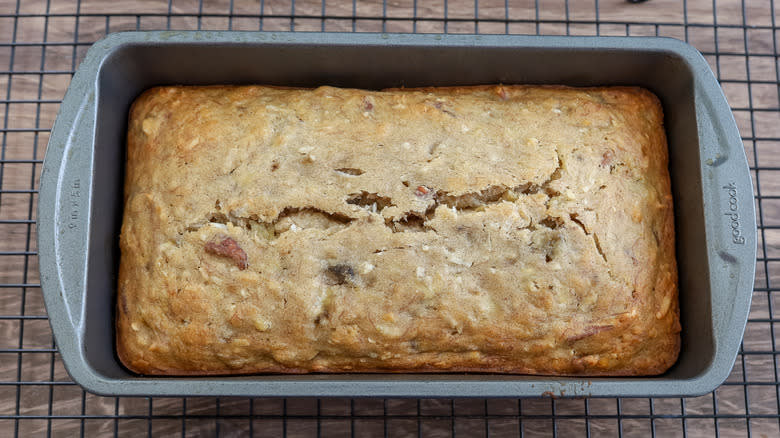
[38,31,756,398]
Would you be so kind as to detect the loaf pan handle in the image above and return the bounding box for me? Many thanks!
[38,41,102,365]
[693,50,757,387]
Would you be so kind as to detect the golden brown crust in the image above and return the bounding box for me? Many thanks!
[117,84,680,376]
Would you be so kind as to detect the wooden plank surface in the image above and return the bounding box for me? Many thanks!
[1,0,779,436]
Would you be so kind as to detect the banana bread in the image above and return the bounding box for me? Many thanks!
[117,84,680,375]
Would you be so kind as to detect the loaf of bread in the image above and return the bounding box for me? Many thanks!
[117,84,680,376]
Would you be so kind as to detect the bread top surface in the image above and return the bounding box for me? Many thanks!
[118,84,679,375]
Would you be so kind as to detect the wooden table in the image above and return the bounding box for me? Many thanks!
[1,0,778,436]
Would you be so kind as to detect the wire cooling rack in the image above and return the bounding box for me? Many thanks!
[1,0,779,436]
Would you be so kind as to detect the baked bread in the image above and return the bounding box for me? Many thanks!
[117,84,680,376]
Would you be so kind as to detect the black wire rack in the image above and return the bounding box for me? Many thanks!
[1,0,778,436]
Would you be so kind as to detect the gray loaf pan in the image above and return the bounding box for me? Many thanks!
[37,31,756,398]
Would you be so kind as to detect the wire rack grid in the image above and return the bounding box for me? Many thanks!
[0,0,778,436]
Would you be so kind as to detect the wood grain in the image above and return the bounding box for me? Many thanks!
[1,0,779,437]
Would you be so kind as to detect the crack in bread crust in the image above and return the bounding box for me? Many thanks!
[185,151,565,237]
